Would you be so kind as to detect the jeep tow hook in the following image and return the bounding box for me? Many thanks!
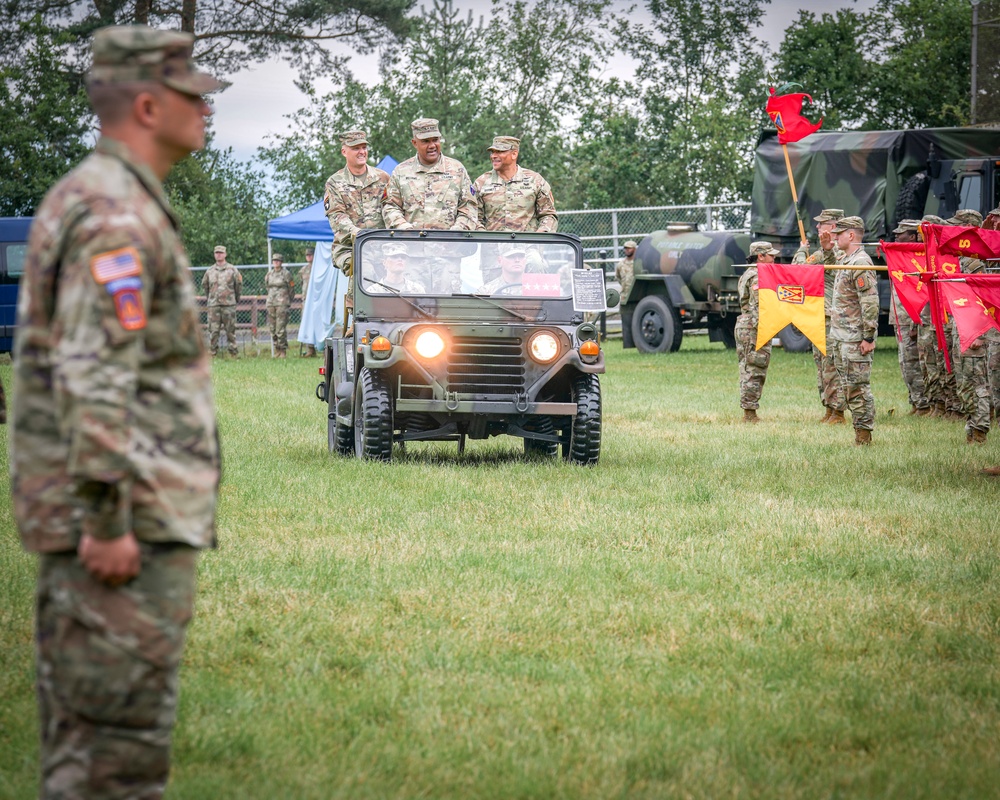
[445,391,460,411]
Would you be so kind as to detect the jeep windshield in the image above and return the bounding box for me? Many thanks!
[358,236,576,299]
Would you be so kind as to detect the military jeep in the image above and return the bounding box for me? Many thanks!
[317,230,615,464]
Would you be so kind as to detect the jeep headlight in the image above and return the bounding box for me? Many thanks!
[415,330,445,359]
[528,332,559,364]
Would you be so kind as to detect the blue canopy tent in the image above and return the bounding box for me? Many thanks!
[266,155,398,345]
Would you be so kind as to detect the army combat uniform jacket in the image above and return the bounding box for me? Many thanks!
[11,137,220,553]
[324,165,389,273]
[793,243,843,317]
[382,155,477,231]
[203,262,242,306]
[472,166,558,233]
[829,247,878,343]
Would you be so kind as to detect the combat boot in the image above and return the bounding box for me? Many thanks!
[914,406,932,416]
[929,403,946,418]
[968,429,987,445]
[276,350,286,359]
[743,408,759,424]
[908,404,918,415]
[827,409,846,425]
[854,428,872,446]
[981,466,1000,476]
[819,408,832,423]
[945,409,966,422]
[306,345,317,358]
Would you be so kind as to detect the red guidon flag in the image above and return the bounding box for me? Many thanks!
[934,225,1000,260]
[881,240,929,324]
[939,276,1000,351]
[766,86,823,144]
[755,263,826,354]
[922,223,963,370]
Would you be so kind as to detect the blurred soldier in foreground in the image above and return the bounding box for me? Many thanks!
[793,208,846,423]
[324,131,389,278]
[299,246,316,356]
[203,244,242,357]
[383,118,477,292]
[827,216,878,444]
[737,242,778,423]
[947,209,991,443]
[265,252,293,357]
[615,240,637,347]
[10,25,222,798]
[472,135,557,283]
[888,220,928,414]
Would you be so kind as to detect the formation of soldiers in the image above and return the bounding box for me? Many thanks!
[739,204,1000,451]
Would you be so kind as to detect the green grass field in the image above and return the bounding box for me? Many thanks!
[1,336,999,799]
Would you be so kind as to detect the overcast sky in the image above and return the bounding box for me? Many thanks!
[209,0,877,165]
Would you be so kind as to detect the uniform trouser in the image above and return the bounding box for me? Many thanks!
[917,314,944,408]
[736,317,770,409]
[831,339,875,430]
[267,304,289,352]
[989,335,1000,415]
[942,320,962,411]
[953,329,991,434]
[812,316,844,410]
[207,305,238,355]
[36,543,198,800]
[893,317,927,409]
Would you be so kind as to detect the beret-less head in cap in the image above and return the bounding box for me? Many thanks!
[487,136,520,152]
[411,118,442,140]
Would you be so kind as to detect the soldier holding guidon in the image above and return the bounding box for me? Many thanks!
[827,216,879,444]
[203,244,242,357]
[737,241,779,423]
[10,25,223,797]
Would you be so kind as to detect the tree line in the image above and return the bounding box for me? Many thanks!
[0,0,977,265]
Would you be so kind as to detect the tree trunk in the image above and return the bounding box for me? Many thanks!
[135,0,151,24]
[181,0,196,33]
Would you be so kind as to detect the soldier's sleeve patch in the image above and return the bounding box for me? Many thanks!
[323,190,331,212]
[111,285,147,331]
[470,185,476,196]
[856,274,870,291]
[90,247,142,284]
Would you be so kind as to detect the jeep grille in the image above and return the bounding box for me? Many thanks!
[447,337,525,395]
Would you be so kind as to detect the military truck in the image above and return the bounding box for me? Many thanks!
[316,229,617,464]
[624,127,1000,353]
[0,217,31,353]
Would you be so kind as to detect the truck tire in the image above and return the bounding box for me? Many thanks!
[632,295,683,353]
[354,367,393,461]
[778,325,812,353]
[563,373,601,466]
[894,171,930,229]
[328,385,354,456]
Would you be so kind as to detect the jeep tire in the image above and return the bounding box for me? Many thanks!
[354,366,393,461]
[563,373,601,466]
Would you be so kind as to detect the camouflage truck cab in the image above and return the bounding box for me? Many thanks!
[624,127,1000,354]
[317,230,615,464]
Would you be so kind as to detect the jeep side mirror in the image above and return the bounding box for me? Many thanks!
[605,287,620,308]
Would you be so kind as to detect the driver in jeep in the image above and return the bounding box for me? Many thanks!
[477,242,528,294]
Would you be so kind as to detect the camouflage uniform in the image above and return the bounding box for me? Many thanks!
[265,259,294,355]
[953,246,991,440]
[615,243,637,348]
[10,26,222,798]
[884,220,928,412]
[324,162,389,275]
[735,243,775,413]
[828,231,879,432]
[382,155,476,233]
[202,252,242,356]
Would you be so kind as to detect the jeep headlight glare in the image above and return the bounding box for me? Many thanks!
[529,332,559,363]
[415,330,445,359]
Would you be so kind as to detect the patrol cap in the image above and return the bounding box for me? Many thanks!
[272,252,283,262]
[749,241,780,257]
[813,208,845,223]
[214,245,227,254]
[411,118,442,140]
[340,130,369,147]
[305,246,315,256]
[487,136,520,152]
[947,209,983,227]
[87,25,225,95]
[382,242,407,257]
[831,215,865,233]
[499,242,528,257]
[921,214,948,225]
[892,219,921,234]
[623,240,637,249]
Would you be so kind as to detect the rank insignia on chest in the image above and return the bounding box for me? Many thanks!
[777,284,805,304]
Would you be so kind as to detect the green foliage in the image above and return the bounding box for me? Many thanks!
[165,142,278,266]
[4,340,1000,797]
[0,17,92,216]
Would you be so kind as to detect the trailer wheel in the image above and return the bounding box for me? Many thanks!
[778,325,813,353]
[632,295,682,353]
[354,367,393,461]
[563,373,601,466]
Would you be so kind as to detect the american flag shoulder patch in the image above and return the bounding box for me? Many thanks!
[90,247,142,284]
[776,284,805,304]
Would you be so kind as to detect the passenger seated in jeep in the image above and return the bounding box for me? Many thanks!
[477,242,529,295]
[366,242,427,294]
